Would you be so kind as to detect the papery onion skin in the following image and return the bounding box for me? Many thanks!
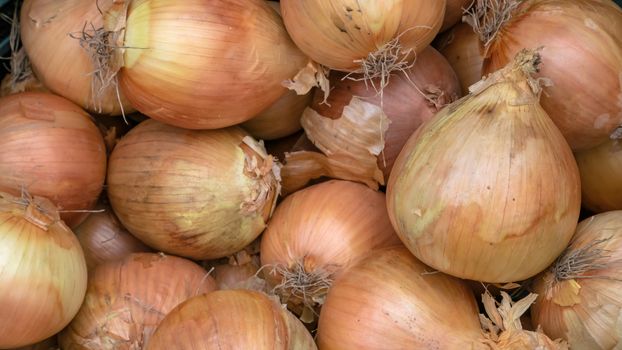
[59,253,217,350]
[481,0,622,150]
[107,119,280,260]
[20,0,134,115]
[575,139,622,213]
[280,0,446,72]
[387,50,581,283]
[531,211,622,350]
[441,0,473,32]
[0,193,87,349]
[0,92,107,228]
[317,246,484,349]
[146,290,317,350]
[117,0,308,129]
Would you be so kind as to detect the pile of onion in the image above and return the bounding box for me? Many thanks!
[387,49,581,283]
[317,246,566,349]
[107,119,281,260]
[0,92,107,227]
[146,290,317,350]
[0,192,87,349]
[574,139,622,212]
[20,0,134,115]
[532,211,622,349]
[260,180,401,322]
[467,0,622,150]
[59,253,217,349]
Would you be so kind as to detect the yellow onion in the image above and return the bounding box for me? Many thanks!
[260,180,401,321]
[281,46,460,193]
[575,139,622,213]
[441,0,474,32]
[20,0,134,115]
[241,89,313,140]
[146,290,317,350]
[532,211,622,349]
[469,0,622,150]
[0,92,107,228]
[280,0,445,75]
[93,0,309,129]
[59,252,217,349]
[107,119,281,260]
[387,50,581,283]
[436,21,485,94]
[0,192,87,348]
[9,336,58,350]
[74,205,152,271]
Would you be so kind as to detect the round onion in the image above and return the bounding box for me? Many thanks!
[74,205,152,271]
[146,290,317,350]
[0,92,107,228]
[441,0,474,32]
[473,0,622,150]
[107,119,281,260]
[20,0,134,115]
[387,50,581,283]
[260,180,401,321]
[280,0,445,74]
[59,252,217,349]
[532,211,622,349]
[0,192,87,348]
[574,139,622,213]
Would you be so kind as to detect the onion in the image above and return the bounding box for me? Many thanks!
[280,0,446,77]
[441,0,474,32]
[207,239,267,291]
[74,205,152,271]
[435,21,485,94]
[260,180,401,322]
[59,252,217,349]
[146,290,317,350]
[386,50,581,283]
[0,92,107,228]
[107,119,281,260]
[9,337,58,350]
[467,0,622,150]
[20,0,134,115]
[0,192,87,348]
[241,89,313,140]
[531,211,622,349]
[575,139,622,213]
[280,46,460,193]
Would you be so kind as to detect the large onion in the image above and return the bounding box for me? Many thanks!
[260,180,401,321]
[387,50,581,283]
[107,119,281,260]
[146,290,317,350]
[470,0,622,150]
[0,92,107,228]
[531,211,622,349]
[59,253,217,349]
[0,192,87,348]
[575,139,622,213]
[20,0,134,115]
[441,0,474,32]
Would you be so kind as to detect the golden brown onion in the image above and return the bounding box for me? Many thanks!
[575,139,622,213]
[0,92,107,227]
[441,0,474,32]
[59,253,217,349]
[107,119,280,260]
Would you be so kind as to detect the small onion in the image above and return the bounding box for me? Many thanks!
[107,119,281,260]
[74,205,152,271]
[0,192,87,348]
[260,180,401,321]
[59,253,217,349]
[532,211,622,349]
[20,0,134,115]
[575,139,622,213]
[146,290,317,350]
[441,0,474,32]
[0,92,107,228]
[387,50,581,282]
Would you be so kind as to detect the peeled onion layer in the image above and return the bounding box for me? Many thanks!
[387,50,581,283]
[146,290,317,350]
[107,119,281,260]
[474,0,622,151]
[575,139,622,213]
[59,253,217,349]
